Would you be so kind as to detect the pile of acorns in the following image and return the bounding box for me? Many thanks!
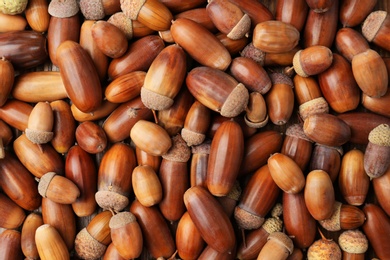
[0,0,390,259]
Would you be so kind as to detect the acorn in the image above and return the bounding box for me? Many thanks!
[132,165,163,207]
[292,45,333,77]
[70,100,119,122]
[307,233,342,260]
[109,212,143,259]
[190,141,210,187]
[38,172,80,204]
[216,32,249,56]
[135,145,161,173]
[275,0,309,32]
[235,164,280,230]
[0,119,12,158]
[75,210,113,260]
[25,101,54,145]
[171,18,231,71]
[35,224,70,260]
[176,211,205,260]
[257,231,294,260]
[229,0,273,27]
[181,100,211,146]
[303,113,351,147]
[75,121,107,154]
[334,27,370,62]
[338,229,369,260]
[0,192,26,230]
[309,143,343,182]
[340,0,377,27]
[362,88,390,118]
[103,243,127,260]
[206,0,251,40]
[21,212,43,260]
[0,13,27,32]
[0,99,32,131]
[95,142,137,212]
[79,0,105,20]
[198,244,237,259]
[41,197,76,251]
[0,229,23,259]
[244,92,268,128]
[159,0,206,13]
[0,57,14,107]
[362,10,390,52]
[306,0,334,12]
[319,202,366,231]
[25,0,50,32]
[186,66,249,118]
[364,123,390,178]
[104,71,145,103]
[372,166,390,216]
[338,149,370,206]
[268,153,306,194]
[283,192,317,249]
[121,0,173,31]
[130,119,172,156]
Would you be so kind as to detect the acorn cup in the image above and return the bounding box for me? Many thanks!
[25,0,50,32]
[132,165,163,207]
[121,0,173,31]
[78,0,106,20]
[307,232,342,260]
[75,210,113,260]
[340,0,377,27]
[95,142,137,212]
[338,229,369,260]
[107,11,135,40]
[0,57,14,107]
[362,10,390,52]
[35,224,70,260]
[25,101,54,145]
[109,212,143,259]
[275,0,309,32]
[21,212,43,260]
[38,172,80,205]
[0,229,23,259]
[186,66,249,118]
[181,100,211,146]
[256,232,294,260]
[0,192,26,230]
[75,121,107,154]
[292,45,333,77]
[206,0,251,40]
[190,141,210,188]
[364,123,390,178]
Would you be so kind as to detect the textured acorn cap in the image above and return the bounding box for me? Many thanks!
[226,181,242,201]
[109,212,137,229]
[227,14,251,40]
[140,87,174,111]
[75,228,107,259]
[270,72,294,87]
[368,124,390,146]
[244,114,269,128]
[108,12,134,39]
[162,134,191,162]
[286,123,312,142]
[240,42,266,66]
[48,0,80,18]
[267,232,294,255]
[299,97,329,121]
[292,50,309,77]
[191,141,211,154]
[181,127,206,147]
[120,0,146,20]
[0,0,28,14]
[338,230,368,254]
[95,190,129,212]
[270,203,283,218]
[79,0,105,20]
[38,172,57,198]
[307,239,342,260]
[262,217,283,234]
[25,128,54,144]
[319,201,342,231]
[220,83,249,118]
[362,11,387,42]
[234,206,265,230]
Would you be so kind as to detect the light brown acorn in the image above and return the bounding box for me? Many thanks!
[364,124,390,178]
[25,0,50,32]
[181,100,211,146]
[244,91,268,128]
[132,165,163,207]
[38,172,80,204]
[75,121,107,154]
[0,99,32,131]
[0,57,14,107]
[206,0,251,40]
[35,224,69,260]
[21,212,43,260]
[71,101,119,122]
[0,229,23,259]
[103,243,127,260]
[256,231,294,260]
[135,145,161,173]
[338,229,369,260]
[0,192,26,230]
[362,88,390,118]
[292,45,333,77]
[217,32,249,56]
[275,0,309,32]
[25,101,54,145]
[121,0,173,31]
[104,71,145,103]
[0,13,27,32]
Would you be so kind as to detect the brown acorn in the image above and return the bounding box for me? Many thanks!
[38,172,80,204]
[0,192,26,230]
[171,18,231,70]
[0,229,23,259]
[21,212,43,260]
[0,57,14,107]
[25,101,54,145]
[319,202,366,231]
[275,0,309,32]
[338,229,369,260]
[304,169,335,220]
[292,45,333,77]
[229,0,273,27]
[340,0,377,27]
[95,142,137,212]
[186,66,249,118]
[206,0,251,40]
[70,99,117,123]
[12,71,67,103]
[0,119,12,158]
[132,165,163,207]
[190,141,210,188]
[25,0,50,32]
[362,88,390,118]
[244,92,268,128]
[104,71,145,103]
[372,166,390,216]
[362,10,390,52]
[198,244,237,260]
[306,0,334,12]
[159,0,206,13]
[109,212,143,259]
[75,121,107,154]
[0,99,32,131]
[0,13,27,32]
[181,100,211,146]
[309,143,342,182]
[364,123,390,178]
[35,224,70,260]
[135,145,161,173]
[334,27,370,62]
[257,231,294,260]
[103,243,127,260]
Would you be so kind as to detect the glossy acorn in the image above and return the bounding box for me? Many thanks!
[309,143,342,182]
[135,145,161,173]
[0,99,32,131]
[181,100,211,146]
[216,32,249,56]
[0,229,23,260]
[75,121,107,154]
[292,45,333,77]
[25,0,50,32]
[132,165,163,207]
[25,101,54,145]
[0,57,14,107]
[21,212,43,260]
[0,192,26,230]
[35,224,69,260]
[275,0,309,32]
[190,142,210,188]
[104,71,145,103]
[334,27,370,62]
[244,92,268,128]
[362,88,390,118]
[340,0,377,27]
[38,172,80,205]
[372,166,390,216]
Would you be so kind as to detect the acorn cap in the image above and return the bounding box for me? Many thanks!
[307,238,342,259]
[299,97,329,121]
[227,14,251,40]
[270,72,294,87]
[338,230,368,254]
[75,228,107,259]
[109,212,137,229]
[25,128,54,144]
[191,141,211,154]
[220,83,249,118]
[79,0,105,20]
[368,124,390,146]
[234,206,265,230]
[240,42,266,66]
[292,50,309,77]
[140,87,174,111]
[121,0,146,20]
[38,172,57,198]
[162,134,191,162]
[270,203,283,218]
[262,217,283,234]
[244,114,269,128]
[267,232,294,255]
[108,12,134,39]
[181,127,206,147]
[95,190,129,212]
[362,11,388,42]
[319,201,342,231]
[286,123,312,142]
[226,181,242,201]
[48,0,80,18]
[0,0,28,15]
